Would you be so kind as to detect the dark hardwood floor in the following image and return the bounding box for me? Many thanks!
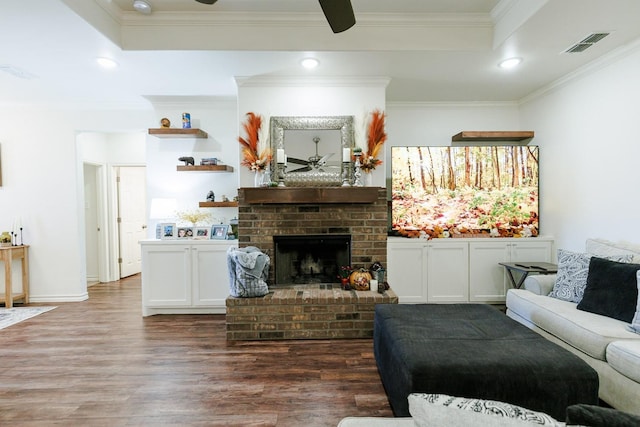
[0,275,393,426]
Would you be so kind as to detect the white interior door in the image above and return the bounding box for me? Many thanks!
[118,166,146,278]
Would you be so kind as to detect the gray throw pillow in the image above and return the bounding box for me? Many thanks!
[549,249,632,303]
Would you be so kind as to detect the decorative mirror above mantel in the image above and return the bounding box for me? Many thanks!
[269,116,355,187]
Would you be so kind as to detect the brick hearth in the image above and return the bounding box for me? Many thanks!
[226,284,398,340]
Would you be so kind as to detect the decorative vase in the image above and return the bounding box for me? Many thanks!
[364,172,373,187]
[254,170,264,187]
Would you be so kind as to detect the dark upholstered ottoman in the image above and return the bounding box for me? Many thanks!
[373,304,599,420]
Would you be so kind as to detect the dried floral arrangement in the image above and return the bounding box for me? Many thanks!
[360,109,387,172]
[176,209,212,225]
[238,112,272,171]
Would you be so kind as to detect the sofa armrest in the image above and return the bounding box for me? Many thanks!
[523,274,556,296]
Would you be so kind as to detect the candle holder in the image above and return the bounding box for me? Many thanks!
[353,152,363,187]
[277,163,286,187]
[20,227,23,246]
[341,161,352,187]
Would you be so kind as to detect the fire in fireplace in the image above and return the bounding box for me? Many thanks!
[273,235,351,286]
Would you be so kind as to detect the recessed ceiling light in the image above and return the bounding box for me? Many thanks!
[498,57,522,69]
[133,0,152,14]
[301,58,320,69]
[96,57,119,69]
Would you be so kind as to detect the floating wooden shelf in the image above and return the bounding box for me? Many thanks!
[177,165,234,172]
[199,201,239,208]
[452,131,534,142]
[148,128,208,138]
[241,187,381,204]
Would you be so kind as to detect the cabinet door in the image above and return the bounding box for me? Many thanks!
[192,244,232,307]
[510,241,552,263]
[141,245,191,307]
[426,242,469,303]
[469,242,511,302]
[387,241,427,303]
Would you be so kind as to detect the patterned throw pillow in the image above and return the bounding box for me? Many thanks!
[549,249,632,303]
[408,393,564,427]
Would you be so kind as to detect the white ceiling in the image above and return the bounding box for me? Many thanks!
[2,0,640,108]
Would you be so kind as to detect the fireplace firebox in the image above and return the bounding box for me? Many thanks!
[274,235,350,286]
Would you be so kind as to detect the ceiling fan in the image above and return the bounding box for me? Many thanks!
[288,136,337,173]
[194,0,356,33]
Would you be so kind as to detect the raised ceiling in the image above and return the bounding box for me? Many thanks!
[1,0,640,108]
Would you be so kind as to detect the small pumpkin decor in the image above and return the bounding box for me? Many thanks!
[349,268,372,291]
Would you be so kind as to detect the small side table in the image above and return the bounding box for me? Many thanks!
[0,245,30,308]
[498,262,558,289]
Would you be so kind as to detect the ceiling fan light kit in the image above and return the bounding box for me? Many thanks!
[133,0,152,14]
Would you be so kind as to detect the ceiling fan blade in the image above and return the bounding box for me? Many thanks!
[287,157,309,165]
[291,166,312,173]
[195,0,218,4]
[318,0,356,33]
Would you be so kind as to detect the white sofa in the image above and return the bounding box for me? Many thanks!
[506,238,640,415]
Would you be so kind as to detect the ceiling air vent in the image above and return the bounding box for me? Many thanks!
[564,32,610,53]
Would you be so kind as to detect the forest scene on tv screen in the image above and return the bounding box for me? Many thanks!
[391,145,539,239]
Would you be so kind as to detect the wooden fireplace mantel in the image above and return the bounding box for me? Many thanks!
[241,187,382,204]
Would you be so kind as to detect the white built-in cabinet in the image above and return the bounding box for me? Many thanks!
[387,237,553,304]
[140,239,238,316]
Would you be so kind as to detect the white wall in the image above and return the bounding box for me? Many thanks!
[519,42,640,251]
[237,78,388,187]
[0,107,153,302]
[145,99,239,237]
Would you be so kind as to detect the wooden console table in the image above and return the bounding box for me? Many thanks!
[0,245,29,307]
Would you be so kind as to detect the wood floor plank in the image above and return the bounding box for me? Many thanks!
[0,275,393,426]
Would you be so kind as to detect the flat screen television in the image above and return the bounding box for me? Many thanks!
[391,145,539,238]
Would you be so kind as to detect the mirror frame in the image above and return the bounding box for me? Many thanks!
[269,116,354,182]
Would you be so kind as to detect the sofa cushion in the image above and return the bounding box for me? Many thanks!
[549,249,631,303]
[566,403,640,427]
[408,393,564,427]
[586,238,640,263]
[577,257,640,322]
[606,340,640,383]
[506,289,640,361]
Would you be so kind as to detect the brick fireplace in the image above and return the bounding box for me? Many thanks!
[226,187,396,340]
[236,187,388,283]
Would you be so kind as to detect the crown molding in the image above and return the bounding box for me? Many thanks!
[387,101,520,109]
[235,76,391,89]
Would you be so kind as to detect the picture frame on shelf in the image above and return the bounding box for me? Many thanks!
[177,227,194,239]
[159,223,177,240]
[194,227,210,239]
[211,224,229,240]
